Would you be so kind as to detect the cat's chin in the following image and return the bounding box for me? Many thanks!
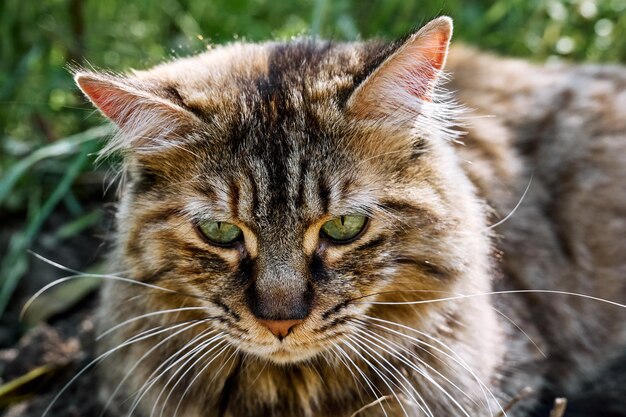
[266,349,319,364]
[239,342,325,364]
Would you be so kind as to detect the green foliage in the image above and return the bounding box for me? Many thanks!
[1,0,625,316]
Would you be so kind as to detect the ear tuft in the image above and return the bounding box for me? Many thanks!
[347,16,453,127]
[74,70,200,156]
[74,72,195,128]
[75,72,137,126]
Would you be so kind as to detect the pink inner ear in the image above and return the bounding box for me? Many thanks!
[347,17,452,121]
[401,62,438,100]
[395,27,450,100]
[76,77,134,126]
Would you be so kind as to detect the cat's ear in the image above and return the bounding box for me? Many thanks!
[74,71,200,153]
[347,16,452,126]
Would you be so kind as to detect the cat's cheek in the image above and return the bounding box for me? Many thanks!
[240,228,259,258]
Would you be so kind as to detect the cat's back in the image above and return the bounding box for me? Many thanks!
[448,45,626,406]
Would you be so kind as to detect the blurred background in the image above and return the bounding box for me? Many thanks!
[0,0,625,407]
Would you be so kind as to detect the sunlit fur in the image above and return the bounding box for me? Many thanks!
[73,17,626,417]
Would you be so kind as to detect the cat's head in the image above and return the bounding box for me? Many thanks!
[76,17,492,364]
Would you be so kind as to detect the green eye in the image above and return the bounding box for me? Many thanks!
[198,221,243,246]
[320,215,368,243]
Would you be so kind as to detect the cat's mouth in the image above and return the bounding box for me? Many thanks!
[234,329,339,364]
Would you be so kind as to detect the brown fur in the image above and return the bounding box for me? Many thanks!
[74,18,626,417]
[448,46,626,413]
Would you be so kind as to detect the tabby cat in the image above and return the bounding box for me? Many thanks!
[71,16,626,417]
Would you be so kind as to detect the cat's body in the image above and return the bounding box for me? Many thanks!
[74,18,626,417]
[449,47,626,414]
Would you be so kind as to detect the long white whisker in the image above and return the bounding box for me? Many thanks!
[356,289,626,309]
[355,317,492,413]
[44,319,203,417]
[487,172,533,230]
[357,287,545,358]
[22,252,207,319]
[155,334,226,417]
[363,315,505,416]
[329,346,367,404]
[115,320,194,346]
[126,332,224,415]
[350,394,398,417]
[138,329,216,416]
[355,322,482,408]
[491,307,546,358]
[172,343,232,417]
[333,343,390,417]
[99,320,209,416]
[97,307,209,340]
[354,324,477,417]
[351,330,433,417]
[343,337,412,417]
[144,331,220,410]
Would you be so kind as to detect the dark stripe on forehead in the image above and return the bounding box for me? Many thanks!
[196,179,217,201]
[228,181,240,217]
[161,83,212,123]
[266,146,291,213]
[247,170,259,217]
[337,40,399,107]
[339,177,354,201]
[296,157,308,210]
[317,176,331,214]
[162,84,184,106]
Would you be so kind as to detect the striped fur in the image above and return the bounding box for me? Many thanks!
[74,16,626,417]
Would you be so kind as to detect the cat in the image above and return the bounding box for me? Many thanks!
[68,16,626,417]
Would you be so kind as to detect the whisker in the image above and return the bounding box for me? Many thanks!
[328,346,367,405]
[154,333,226,417]
[142,330,218,392]
[332,343,390,417]
[353,289,626,309]
[353,334,433,417]
[487,172,533,230]
[172,343,232,417]
[97,306,210,340]
[354,322,482,407]
[44,319,204,417]
[354,287,545,359]
[22,252,209,320]
[247,355,268,387]
[491,307,546,358]
[342,337,413,417]
[349,394,397,417]
[120,329,215,417]
[362,315,505,416]
[98,320,210,417]
[358,306,529,415]
[114,320,194,346]
[353,324,474,417]
[125,331,223,415]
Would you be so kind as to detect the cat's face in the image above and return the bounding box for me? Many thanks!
[77,17,490,364]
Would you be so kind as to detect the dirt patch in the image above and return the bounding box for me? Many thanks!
[0,297,104,417]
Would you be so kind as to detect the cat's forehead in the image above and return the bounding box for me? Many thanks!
[142,42,394,174]
[134,40,390,120]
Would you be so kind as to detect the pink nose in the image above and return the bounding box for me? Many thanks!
[258,319,302,339]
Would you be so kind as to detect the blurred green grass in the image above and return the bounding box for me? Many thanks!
[1,0,625,317]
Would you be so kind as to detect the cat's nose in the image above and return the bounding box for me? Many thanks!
[257,319,302,339]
